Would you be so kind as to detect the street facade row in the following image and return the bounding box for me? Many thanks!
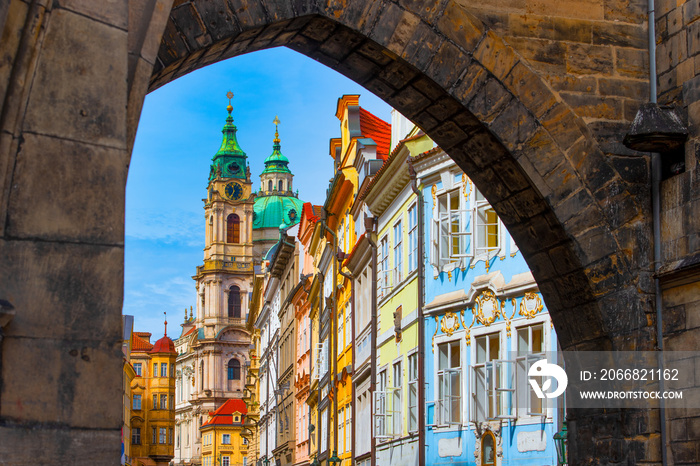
[128,95,565,466]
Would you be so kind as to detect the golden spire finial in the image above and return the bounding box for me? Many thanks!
[273,115,280,144]
[164,311,168,337]
[226,91,234,114]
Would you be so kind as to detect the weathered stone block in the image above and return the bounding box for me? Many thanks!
[428,40,469,90]
[378,60,418,90]
[504,61,557,119]
[685,0,700,25]
[368,2,404,46]
[385,9,422,57]
[452,61,488,104]
[228,0,270,28]
[401,22,442,70]
[473,31,519,81]
[7,133,127,244]
[615,46,649,78]
[566,43,614,74]
[56,0,128,30]
[508,13,554,40]
[1,335,122,428]
[528,0,605,19]
[0,425,121,465]
[552,17,593,43]
[0,239,123,342]
[604,0,646,24]
[169,2,209,50]
[488,99,538,151]
[467,77,512,124]
[391,85,432,118]
[437,0,484,53]
[592,21,646,48]
[541,102,586,153]
[543,160,583,206]
[23,9,127,148]
[506,37,567,71]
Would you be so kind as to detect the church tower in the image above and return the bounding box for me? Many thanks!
[177,94,254,465]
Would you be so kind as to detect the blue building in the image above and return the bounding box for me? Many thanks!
[412,144,563,466]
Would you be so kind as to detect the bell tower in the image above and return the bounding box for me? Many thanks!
[195,92,254,335]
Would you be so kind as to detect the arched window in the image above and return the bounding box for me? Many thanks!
[228,286,241,318]
[227,359,241,380]
[279,180,284,191]
[268,180,272,191]
[226,214,240,243]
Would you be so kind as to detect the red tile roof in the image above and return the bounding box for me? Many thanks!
[132,334,153,352]
[150,335,176,354]
[201,399,248,427]
[359,108,391,159]
[301,202,322,223]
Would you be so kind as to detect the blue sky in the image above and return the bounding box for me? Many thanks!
[124,47,392,339]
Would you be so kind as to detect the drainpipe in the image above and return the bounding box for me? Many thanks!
[317,270,324,461]
[364,216,378,466]
[408,161,425,466]
[646,1,668,464]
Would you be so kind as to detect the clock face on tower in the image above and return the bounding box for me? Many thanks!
[224,182,243,200]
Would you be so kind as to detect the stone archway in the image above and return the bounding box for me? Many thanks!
[0,1,658,464]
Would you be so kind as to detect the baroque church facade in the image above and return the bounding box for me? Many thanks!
[173,96,304,466]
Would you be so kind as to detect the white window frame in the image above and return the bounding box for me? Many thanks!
[471,331,516,422]
[436,340,462,426]
[515,322,547,418]
[407,351,418,433]
[408,203,418,273]
[378,235,390,298]
[392,359,403,436]
[474,189,501,259]
[222,456,230,466]
[222,433,231,444]
[393,220,403,286]
[433,187,472,269]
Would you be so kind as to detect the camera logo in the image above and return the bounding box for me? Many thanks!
[528,359,568,399]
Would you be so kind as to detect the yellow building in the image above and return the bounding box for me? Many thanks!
[330,95,392,464]
[123,315,137,466]
[201,399,250,466]
[130,323,177,466]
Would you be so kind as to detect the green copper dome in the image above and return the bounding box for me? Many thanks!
[253,195,304,230]
[208,100,248,182]
[261,118,291,175]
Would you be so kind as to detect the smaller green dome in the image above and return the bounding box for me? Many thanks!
[262,116,291,175]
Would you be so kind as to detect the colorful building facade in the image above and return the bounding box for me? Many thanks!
[413,139,561,466]
[200,399,250,466]
[130,325,177,466]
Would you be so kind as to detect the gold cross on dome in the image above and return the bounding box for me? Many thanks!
[226,91,234,104]
[273,115,280,126]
